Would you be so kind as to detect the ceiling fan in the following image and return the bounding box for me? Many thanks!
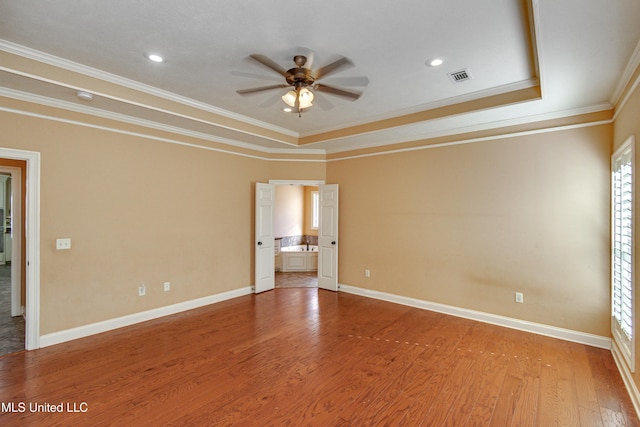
[236,53,367,116]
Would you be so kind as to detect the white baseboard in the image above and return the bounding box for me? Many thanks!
[338,284,611,349]
[39,286,253,348]
[611,340,640,418]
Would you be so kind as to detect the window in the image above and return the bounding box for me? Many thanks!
[612,136,635,371]
[311,191,319,229]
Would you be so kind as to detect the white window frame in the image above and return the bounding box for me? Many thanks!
[311,191,319,230]
[612,136,635,372]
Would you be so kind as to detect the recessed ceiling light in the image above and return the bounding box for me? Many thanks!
[426,57,444,67]
[145,53,164,63]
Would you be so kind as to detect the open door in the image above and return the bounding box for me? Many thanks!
[254,182,275,293]
[318,184,338,291]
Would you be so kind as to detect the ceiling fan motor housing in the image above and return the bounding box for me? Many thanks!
[285,66,315,88]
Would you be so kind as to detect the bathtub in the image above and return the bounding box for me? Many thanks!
[280,245,318,272]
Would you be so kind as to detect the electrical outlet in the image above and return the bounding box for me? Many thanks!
[365,269,371,278]
[138,284,146,297]
[56,238,71,250]
[164,282,170,292]
[515,292,524,303]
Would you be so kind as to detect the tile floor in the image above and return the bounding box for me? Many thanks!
[0,263,24,356]
[275,271,318,288]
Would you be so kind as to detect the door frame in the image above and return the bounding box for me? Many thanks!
[269,180,326,186]
[0,148,40,350]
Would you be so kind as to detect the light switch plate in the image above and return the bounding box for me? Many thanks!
[56,238,71,250]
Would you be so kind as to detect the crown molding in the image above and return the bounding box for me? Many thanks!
[328,119,612,162]
[321,103,612,155]
[0,87,328,160]
[326,104,613,160]
[610,38,640,108]
[2,84,611,161]
[299,78,540,139]
[0,40,298,139]
[0,87,277,152]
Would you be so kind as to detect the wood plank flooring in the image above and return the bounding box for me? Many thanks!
[0,288,637,426]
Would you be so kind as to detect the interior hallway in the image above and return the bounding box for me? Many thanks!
[0,263,24,357]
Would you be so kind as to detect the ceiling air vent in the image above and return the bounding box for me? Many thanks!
[448,68,472,83]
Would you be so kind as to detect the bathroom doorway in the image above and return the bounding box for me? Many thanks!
[255,180,338,292]
[271,180,324,289]
[274,183,319,288]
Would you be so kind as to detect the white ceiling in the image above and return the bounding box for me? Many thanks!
[0,0,639,153]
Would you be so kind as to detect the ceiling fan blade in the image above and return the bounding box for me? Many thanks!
[314,84,361,100]
[293,47,315,69]
[248,54,287,76]
[303,50,315,69]
[236,84,287,95]
[259,91,285,108]
[321,76,370,87]
[230,70,283,82]
[314,56,354,80]
[313,93,334,111]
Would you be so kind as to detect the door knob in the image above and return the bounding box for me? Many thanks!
[331,241,336,245]
[257,241,263,245]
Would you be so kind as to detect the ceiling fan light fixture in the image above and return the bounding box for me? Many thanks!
[282,90,297,107]
[281,88,314,109]
[298,88,314,108]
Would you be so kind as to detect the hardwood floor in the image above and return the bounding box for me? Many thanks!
[0,288,637,426]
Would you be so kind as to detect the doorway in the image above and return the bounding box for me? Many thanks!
[0,148,40,351]
[255,180,338,293]
[274,182,319,289]
[0,165,24,355]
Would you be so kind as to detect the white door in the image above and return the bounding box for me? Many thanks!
[318,184,339,291]
[255,182,275,293]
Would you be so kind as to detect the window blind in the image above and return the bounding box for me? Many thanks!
[612,138,634,371]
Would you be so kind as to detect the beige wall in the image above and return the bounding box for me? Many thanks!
[274,185,319,238]
[614,67,640,390]
[327,124,612,336]
[274,185,304,238]
[267,160,326,182]
[0,110,273,334]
